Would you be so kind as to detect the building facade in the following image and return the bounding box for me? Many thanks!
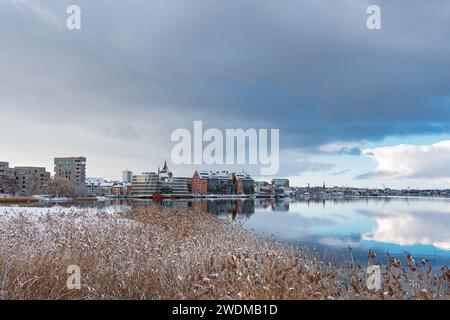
[0,162,14,176]
[192,171,236,195]
[14,167,50,195]
[192,170,254,195]
[272,178,289,188]
[233,172,255,194]
[0,161,50,195]
[85,177,106,196]
[54,157,86,187]
[122,170,133,183]
[131,161,190,198]
[86,177,131,197]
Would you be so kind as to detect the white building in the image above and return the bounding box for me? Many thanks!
[85,177,106,196]
[122,170,133,183]
[131,161,190,198]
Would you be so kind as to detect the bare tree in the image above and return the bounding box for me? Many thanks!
[46,177,76,198]
[74,183,87,197]
[0,175,20,196]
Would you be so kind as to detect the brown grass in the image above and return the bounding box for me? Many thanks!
[0,205,448,300]
[0,198,39,204]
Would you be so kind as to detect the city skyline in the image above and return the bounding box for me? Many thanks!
[1,1,450,189]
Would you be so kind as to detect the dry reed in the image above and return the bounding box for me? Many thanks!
[0,205,448,300]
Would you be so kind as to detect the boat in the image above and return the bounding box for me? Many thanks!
[152,193,179,200]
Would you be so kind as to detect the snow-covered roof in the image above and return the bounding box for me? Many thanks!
[198,170,231,180]
[99,182,115,187]
[233,172,253,181]
[86,177,106,186]
[196,170,253,181]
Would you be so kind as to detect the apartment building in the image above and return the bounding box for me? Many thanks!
[0,162,14,176]
[0,161,50,195]
[54,157,86,187]
[192,170,255,195]
[14,167,51,195]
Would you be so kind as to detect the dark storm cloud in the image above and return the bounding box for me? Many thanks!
[1,0,450,154]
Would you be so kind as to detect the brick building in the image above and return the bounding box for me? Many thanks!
[191,170,254,195]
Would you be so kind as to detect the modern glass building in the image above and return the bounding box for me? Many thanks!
[130,162,190,198]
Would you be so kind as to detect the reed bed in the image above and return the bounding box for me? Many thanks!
[0,205,448,300]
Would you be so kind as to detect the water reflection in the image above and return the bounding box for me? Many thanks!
[149,199,447,253]
[21,197,450,262]
[359,208,450,251]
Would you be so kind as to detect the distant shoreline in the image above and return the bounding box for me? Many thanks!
[2,194,450,205]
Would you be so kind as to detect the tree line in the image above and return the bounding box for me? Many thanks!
[0,176,86,198]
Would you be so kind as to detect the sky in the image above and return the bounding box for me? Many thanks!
[1,0,450,189]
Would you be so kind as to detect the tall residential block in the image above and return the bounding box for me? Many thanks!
[122,170,133,183]
[54,157,86,186]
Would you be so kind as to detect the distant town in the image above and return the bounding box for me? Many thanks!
[1,156,450,201]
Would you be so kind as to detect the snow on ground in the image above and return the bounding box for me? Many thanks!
[0,205,134,237]
[0,205,128,217]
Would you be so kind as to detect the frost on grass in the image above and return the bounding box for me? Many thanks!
[0,205,448,300]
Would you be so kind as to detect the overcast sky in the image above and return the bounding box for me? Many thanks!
[1,0,450,188]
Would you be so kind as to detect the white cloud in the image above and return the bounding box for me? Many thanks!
[360,140,450,180]
[2,0,60,24]
[362,208,450,250]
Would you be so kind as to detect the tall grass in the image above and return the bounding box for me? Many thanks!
[0,205,448,300]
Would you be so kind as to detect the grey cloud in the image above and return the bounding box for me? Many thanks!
[355,171,389,180]
[97,123,140,140]
[1,0,450,177]
[276,159,336,177]
[332,169,350,176]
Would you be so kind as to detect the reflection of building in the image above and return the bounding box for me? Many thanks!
[191,199,255,217]
[271,199,290,211]
[54,157,86,188]
[272,178,289,188]
[192,171,254,195]
[131,161,190,198]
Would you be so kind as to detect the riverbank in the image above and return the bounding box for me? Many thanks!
[0,197,40,204]
[0,205,448,299]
